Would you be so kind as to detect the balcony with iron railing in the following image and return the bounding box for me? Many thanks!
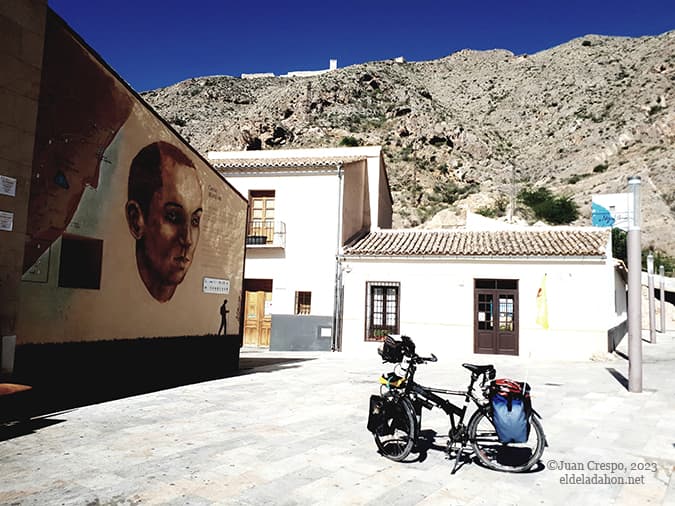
[245,220,286,248]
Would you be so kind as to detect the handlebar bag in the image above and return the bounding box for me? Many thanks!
[490,379,531,444]
[380,335,404,363]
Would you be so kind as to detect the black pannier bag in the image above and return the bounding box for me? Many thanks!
[367,395,408,436]
[367,395,389,434]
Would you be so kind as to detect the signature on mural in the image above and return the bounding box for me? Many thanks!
[125,141,203,302]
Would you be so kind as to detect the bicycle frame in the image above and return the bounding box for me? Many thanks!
[393,357,491,440]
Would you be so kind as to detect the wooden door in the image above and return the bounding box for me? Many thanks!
[474,280,518,355]
[260,291,272,347]
[475,291,496,354]
[495,293,517,354]
[244,291,272,347]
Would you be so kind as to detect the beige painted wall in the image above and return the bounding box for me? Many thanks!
[15,12,246,344]
[342,160,370,243]
[0,0,48,371]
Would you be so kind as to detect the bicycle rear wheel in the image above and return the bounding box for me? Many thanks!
[373,396,417,462]
[468,409,545,472]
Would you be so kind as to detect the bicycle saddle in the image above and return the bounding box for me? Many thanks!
[462,363,494,374]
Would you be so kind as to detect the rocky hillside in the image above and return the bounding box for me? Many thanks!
[142,32,675,255]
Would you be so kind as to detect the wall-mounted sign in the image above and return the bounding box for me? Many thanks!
[0,175,16,197]
[203,277,230,294]
[0,210,14,231]
[591,193,630,230]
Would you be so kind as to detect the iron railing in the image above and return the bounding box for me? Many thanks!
[246,220,286,248]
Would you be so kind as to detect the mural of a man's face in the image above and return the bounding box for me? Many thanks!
[126,142,203,302]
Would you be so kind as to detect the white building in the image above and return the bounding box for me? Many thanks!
[209,147,628,360]
[340,227,626,361]
[208,146,392,350]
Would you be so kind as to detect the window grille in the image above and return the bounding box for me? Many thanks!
[295,291,311,315]
[365,281,400,341]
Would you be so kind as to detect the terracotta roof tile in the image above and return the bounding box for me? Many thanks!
[211,155,367,170]
[343,228,610,257]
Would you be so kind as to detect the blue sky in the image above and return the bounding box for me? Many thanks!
[50,0,674,92]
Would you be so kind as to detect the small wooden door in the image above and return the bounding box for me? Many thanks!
[244,290,272,347]
[474,279,518,355]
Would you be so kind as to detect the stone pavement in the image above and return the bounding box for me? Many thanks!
[1,331,674,505]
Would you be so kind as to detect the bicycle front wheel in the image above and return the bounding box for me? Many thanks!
[468,409,545,472]
[373,396,417,462]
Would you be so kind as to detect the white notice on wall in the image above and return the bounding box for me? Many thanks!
[203,277,230,294]
[0,210,14,231]
[0,175,16,197]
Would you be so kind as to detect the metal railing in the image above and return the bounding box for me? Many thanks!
[246,220,286,248]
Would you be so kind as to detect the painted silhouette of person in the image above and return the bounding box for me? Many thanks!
[218,299,229,335]
[125,141,203,302]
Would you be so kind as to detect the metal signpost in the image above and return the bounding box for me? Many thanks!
[627,176,642,393]
[647,252,656,344]
[660,265,666,333]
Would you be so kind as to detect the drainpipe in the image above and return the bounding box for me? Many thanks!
[660,265,666,333]
[332,163,344,351]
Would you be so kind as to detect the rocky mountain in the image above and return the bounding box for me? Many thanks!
[141,32,675,256]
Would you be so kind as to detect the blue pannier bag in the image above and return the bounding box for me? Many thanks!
[490,379,531,444]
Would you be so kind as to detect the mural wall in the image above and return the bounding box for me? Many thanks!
[17,11,247,344]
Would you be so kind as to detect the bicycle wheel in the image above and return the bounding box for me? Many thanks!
[468,409,545,472]
[373,396,417,462]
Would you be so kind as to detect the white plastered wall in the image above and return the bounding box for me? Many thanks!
[225,172,340,317]
[340,256,614,361]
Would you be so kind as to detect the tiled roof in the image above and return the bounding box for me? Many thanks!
[343,228,610,258]
[211,155,367,170]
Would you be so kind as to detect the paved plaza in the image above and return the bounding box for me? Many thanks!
[1,331,675,505]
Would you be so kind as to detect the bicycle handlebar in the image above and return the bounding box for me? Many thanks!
[412,353,437,364]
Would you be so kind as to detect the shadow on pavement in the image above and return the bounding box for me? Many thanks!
[606,367,629,390]
[2,337,313,425]
[0,415,67,442]
[238,356,315,373]
[381,428,545,474]
[614,350,629,360]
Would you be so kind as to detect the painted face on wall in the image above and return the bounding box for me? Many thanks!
[142,159,202,290]
[126,142,203,302]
